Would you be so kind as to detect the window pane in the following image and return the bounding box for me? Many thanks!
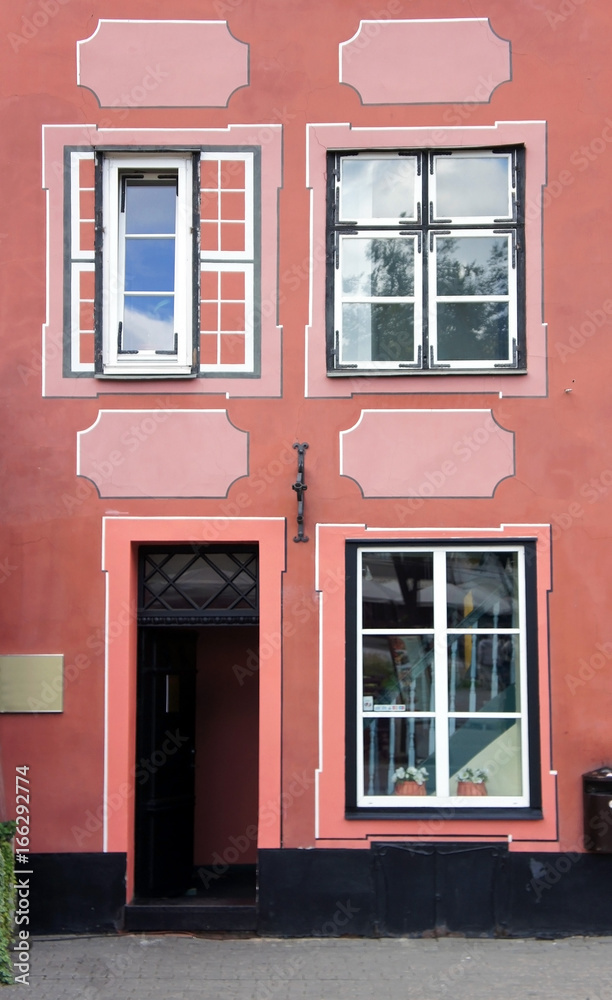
[436,302,509,362]
[449,718,522,796]
[448,634,520,713]
[434,155,511,218]
[122,296,175,352]
[341,158,417,221]
[436,237,508,296]
[446,551,519,628]
[362,552,434,627]
[342,303,414,363]
[363,635,434,710]
[342,238,414,297]
[125,182,177,234]
[125,239,175,292]
[363,718,436,796]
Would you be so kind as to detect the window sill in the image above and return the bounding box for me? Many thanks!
[345,807,543,821]
[94,372,198,380]
[326,368,528,377]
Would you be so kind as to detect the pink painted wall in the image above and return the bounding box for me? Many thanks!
[3,0,612,911]
[193,626,259,867]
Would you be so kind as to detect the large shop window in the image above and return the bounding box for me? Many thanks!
[346,542,540,812]
[72,149,256,378]
[327,149,525,375]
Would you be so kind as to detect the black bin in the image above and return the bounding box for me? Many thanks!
[583,767,612,852]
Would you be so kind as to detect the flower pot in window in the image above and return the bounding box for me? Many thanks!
[457,781,487,796]
[394,781,427,796]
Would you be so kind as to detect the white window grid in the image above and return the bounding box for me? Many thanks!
[101,153,194,377]
[355,545,530,808]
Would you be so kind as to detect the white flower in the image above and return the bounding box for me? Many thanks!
[457,767,488,784]
[393,765,428,785]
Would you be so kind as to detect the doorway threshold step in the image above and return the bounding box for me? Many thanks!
[123,901,257,932]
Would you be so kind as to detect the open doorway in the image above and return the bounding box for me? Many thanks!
[133,546,259,909]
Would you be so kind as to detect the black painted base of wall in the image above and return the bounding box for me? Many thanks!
[123,901,256,932]
[28,853,126,934]
[28,846,612,937]
[257,844,612,938]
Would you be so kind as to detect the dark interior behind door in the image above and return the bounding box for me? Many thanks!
[135,628,197,898]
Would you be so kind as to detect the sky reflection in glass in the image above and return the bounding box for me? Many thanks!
[435,155,510,218]
[125,182,176,234]
[122,296,175,352]
[341,158,417,221]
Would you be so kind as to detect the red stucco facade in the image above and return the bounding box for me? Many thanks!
[2,0,612,934]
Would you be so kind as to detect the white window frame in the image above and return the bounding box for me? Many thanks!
[100,153,195,377]
[328,148,523,375]
[335,232,423,369]
[354,544,531,809]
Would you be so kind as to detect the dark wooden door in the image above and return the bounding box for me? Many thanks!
[135,629,197,897]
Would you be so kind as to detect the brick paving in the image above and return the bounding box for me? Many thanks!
[4,933,612,999]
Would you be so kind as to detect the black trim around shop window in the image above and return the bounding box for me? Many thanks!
[345,538,541,818]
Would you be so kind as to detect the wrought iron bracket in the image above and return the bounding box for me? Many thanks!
[292,443,309,542]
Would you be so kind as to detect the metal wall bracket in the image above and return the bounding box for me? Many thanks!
[292,443,309,542]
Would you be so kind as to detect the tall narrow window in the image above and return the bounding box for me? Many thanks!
[120,175,179,355]
[98,153,197,377]
[327,148,524,374]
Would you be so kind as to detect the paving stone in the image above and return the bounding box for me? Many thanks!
[3,934,612,1000]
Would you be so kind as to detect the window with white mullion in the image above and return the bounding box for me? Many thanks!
[101,153,194,376]
[432,548,450,797]
[430,151,515,224]
[328,148,524,374]
[337,232,421,367]
[352,543,533,809]
[429,231,515,369]
[117,181,178,356]
[338,153,421,225]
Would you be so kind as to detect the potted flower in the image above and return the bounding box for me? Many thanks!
[456,767,488,796]
[393,766,428,796]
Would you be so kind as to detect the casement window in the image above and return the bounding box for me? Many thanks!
[327,149,525,374]
[81,149,255,378]
[346,542,540,811]
[98,153,197,376]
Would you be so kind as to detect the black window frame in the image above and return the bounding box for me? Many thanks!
[326,147,526,376]
[344,539,542,819]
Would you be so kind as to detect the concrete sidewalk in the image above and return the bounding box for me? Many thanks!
[4,933,612,1000]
